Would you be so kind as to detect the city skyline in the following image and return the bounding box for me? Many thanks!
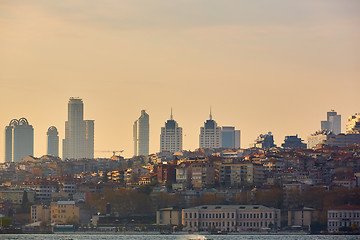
[1,98,359,160]
[0,1,359,159]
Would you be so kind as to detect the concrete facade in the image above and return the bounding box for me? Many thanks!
[160,110,182,153]
[199,111,221,149]
[182,205,281,232]
[328,206,360,232]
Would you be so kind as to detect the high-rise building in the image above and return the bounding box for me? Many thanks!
[133,110,149,156]
[221,126,241,149]
[346,113,360,134]
[321,110,341,134]
[5,118,34,162]
[160,109,182,153]
[62,98,94,160]
[47,126,59,157]
[199,110,221,149]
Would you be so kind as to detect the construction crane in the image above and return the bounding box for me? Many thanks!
[96,150,124,156]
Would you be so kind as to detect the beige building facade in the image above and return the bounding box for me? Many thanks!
[328,206,360,232]
[156,207,182,225]
[51,201,79,224]
[182,205,280,232]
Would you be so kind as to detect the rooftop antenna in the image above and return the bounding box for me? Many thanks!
[170,107,173,120]
[210,105,212,120]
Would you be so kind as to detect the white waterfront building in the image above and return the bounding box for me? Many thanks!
[327,206,360,232]
[182,205,281,232]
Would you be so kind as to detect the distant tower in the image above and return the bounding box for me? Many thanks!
[199,108,222,149]
[221,126,241,149]
[321,110,341,134]
[62,98,94,159]
[160,109,183,152]
[133,110,149,156]
[47,126,59,157]
[5,118,34,162]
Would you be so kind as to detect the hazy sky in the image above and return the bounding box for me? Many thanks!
[0,0,359,159]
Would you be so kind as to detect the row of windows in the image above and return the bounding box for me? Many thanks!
[185,221,271,228]
[328,221,360,227]
[328,212,360,218]
[185,212,273,219]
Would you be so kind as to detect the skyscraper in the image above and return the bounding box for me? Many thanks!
[321,110,341,134]
[47,126,59,157]
[221,126,241,149]
[199,110,222,149]
[5,118,34,162]
[62,98,94,160]
[160,109,183,152]
[133,110,149,156]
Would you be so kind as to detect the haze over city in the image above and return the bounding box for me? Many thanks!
[1,0,359,159]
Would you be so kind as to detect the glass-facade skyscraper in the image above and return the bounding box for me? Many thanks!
[221,126,241,149]
[5,118,34,162]
[62,98,94,159]
[133,110,149,156]
[47,126,59,157]
[321,110,341,135]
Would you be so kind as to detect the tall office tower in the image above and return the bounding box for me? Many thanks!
[221,126,241,149]
[133,110,149,156]
[5,118,34,163]
[62,98,94,160]
[84,120,94,158]
[160,109,183,153]
[346,113,360,134]
[199,110,222,149]
[47,126,59,157]
[321,110,341,134]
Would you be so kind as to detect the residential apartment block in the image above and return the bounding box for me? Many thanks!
[219,162,264,188]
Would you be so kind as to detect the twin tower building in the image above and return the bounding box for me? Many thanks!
[134,109,241,157]
[5,98,94,162]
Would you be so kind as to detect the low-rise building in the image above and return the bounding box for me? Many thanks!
[307,130,334,149]
[31,204,51,223]
[288,207,315,228]
[156,207,182,225]
[182,205,280,232]
[328,205,360,232]
[0,189,36,205]
[51,201,79,224]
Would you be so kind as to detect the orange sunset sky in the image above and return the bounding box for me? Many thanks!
[0,1,359,159]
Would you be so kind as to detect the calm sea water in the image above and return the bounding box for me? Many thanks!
[0,234,359,240]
